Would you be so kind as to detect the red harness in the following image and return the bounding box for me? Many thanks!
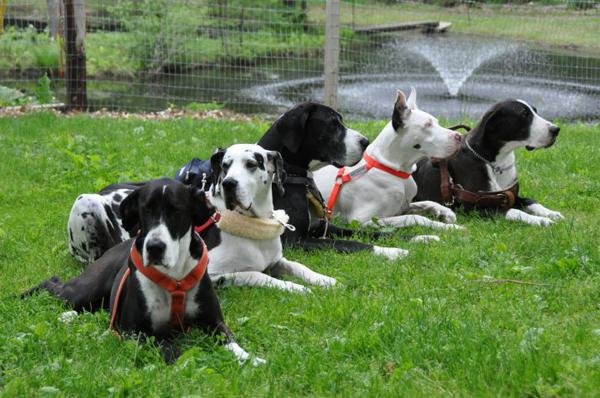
[109,238,208,332]
[194,211,221,234]
[326,153,412,217]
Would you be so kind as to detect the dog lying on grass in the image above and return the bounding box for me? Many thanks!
[413,99,564,226]
[23,178,265,365]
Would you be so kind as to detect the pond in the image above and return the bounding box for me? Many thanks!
[42,32,600,121]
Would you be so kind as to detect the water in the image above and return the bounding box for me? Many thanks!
[397,36,520,97]
[243,33,600,121]
[48,32,600,121]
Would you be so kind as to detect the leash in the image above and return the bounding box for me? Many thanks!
[109,237,208,334]
[326,153,411,217]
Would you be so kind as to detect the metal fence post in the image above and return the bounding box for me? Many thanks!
[324,0,340,109]
[64,0,87,110]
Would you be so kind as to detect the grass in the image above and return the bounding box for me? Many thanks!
[1,113,600,396]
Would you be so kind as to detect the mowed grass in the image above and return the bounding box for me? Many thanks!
[1,113,600,397]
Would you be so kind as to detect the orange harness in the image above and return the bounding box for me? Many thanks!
[327,153,411,217]
[109,238,208,332]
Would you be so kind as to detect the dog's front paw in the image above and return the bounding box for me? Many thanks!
[436,208,457,223]
[285,281,312,294]
[59,310,78,323]
[546,210,564,220]
[373,246,409,260]
[443,223,465,231]
[314,275,337,288]
[251,356,267,366]
[410,235,440,243]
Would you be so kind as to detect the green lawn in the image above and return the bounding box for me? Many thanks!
[1,113,599,397]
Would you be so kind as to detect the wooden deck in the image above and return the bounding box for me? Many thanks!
[355,21,452,34]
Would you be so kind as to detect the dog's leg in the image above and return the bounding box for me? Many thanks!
[406,201,458,223]
[294,237,408,261]
[514,197,564,221]
[364,215,464,230]
[212,271,310,293]
[269,257,337,287]
[505,208,554,226]
[194,278,266,366]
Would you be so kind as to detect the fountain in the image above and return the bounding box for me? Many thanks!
[398,36,520,97]
[242,33,600,121]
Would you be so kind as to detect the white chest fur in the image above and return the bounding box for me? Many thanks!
[136,271,201,331]
[485,151,518,191]
[207,232,283,276]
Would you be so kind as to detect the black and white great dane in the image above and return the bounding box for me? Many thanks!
[258,102,410,260]
[313,88,464,232]
[413,99,564,226]
[68,144,336,292]
[24,178,264,365]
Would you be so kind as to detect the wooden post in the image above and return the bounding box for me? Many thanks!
[47,0,61,39]
[324,0,340,109]
[64,0,87,110]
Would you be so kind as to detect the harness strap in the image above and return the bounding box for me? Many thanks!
[130,240,208,327]
[109,267,130,335]
[363,153,412,179]
[435,159,519,210]
[194,211,221,234]
[109,238,208,332]
[326,153,412,217]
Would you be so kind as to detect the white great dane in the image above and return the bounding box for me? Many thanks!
[314,88,464,231]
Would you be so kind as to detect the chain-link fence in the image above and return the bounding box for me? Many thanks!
[1,0,599,120]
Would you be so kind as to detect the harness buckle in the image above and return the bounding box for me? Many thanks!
[496,193,508,207]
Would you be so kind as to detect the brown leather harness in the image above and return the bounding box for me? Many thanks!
[434,125,519,211]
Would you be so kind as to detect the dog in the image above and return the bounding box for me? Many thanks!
[68,144,336,292]
[313,88,464,231]
[206,144,337,292]
[23,179,264,365]
[257,102,410,260]
[412,99,563,226]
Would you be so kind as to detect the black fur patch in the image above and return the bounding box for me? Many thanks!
[252,152,265,170]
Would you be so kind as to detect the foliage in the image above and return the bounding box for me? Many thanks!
[1,113,599,396]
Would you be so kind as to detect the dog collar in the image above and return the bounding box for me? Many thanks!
[465,138,514,175]
[130,238,208,329]
[195,211,221,234]
[216,209,295,240]
[326,153,411,217]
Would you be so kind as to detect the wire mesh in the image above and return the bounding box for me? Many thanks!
[1,0,599,120]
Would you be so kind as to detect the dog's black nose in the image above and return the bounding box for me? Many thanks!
[549,125,560,137]
[359,137,369,149]
[146,240,166,259]
[222,178,238,192]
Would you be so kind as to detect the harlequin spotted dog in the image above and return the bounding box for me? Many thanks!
[23,179,264,365]
[413,99,564,226]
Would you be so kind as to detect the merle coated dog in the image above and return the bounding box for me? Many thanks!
[413,99,564,226]
[24,179,264,364]
[258,102,409,260]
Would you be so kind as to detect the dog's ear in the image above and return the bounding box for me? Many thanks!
[274,104,312,153]
[189,187,211,226]
[477,104,504,136]
[392,90,410,131]
[267,150,286,196]
[120,189,140,235]
[407,86,418,110]
[210,148,226,195]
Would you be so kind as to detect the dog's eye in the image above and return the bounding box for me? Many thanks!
[413,144,421,149]
[520,108,530,117]
[222,162,231,171]
[246,161,257,170]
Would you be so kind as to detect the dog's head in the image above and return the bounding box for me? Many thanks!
[475,99,560,151]
[257,102,369,171]
[209,144,285,217]
[120,178,212,268]
[391,88,461,160]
